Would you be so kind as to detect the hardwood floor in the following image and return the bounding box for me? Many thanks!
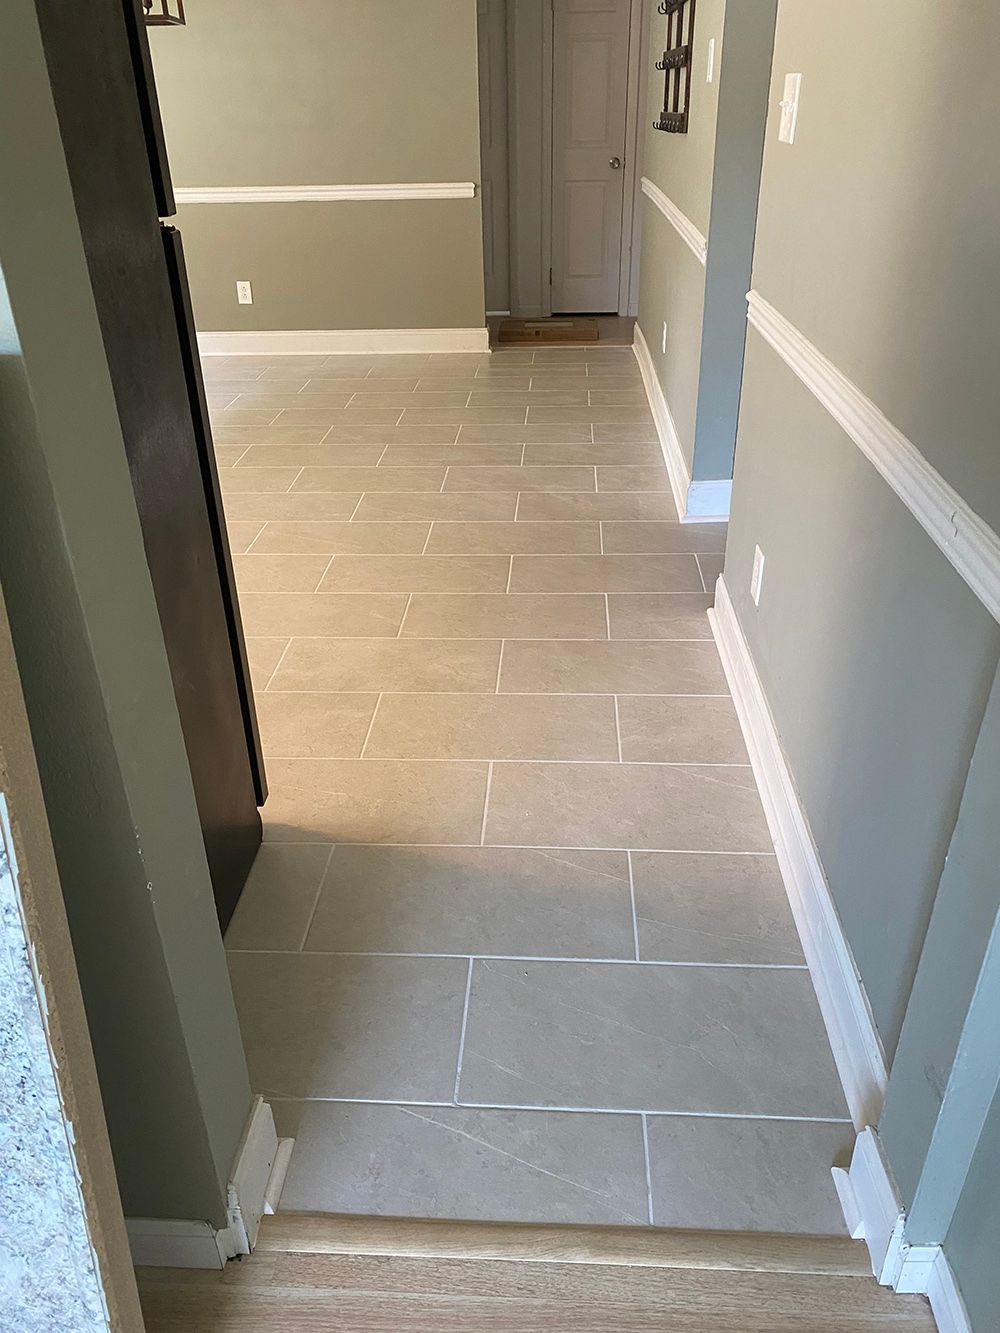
[136,1213,936,1331]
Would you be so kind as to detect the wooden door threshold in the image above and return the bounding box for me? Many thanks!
[257,1211,871,1278]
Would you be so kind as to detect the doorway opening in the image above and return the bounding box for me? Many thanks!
[478,0,647,337]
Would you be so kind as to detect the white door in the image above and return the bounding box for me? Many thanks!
[478,0,511,314]
[551,0,632,313]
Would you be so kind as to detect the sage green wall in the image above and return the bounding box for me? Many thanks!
[150,0,485,332]
[0,0,253,1227]
[944,1073,1000,1330]
[637,0,774,484]
[724,0,1000,1062]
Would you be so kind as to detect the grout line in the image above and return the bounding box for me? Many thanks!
[229,948,804,970]
[312,553,337,592]
[420,522,434,555]
[513,491,522,522]
[453,958,475,1102]
[439,467,449,494]
[260,637,293,693]
[479,761,494,846]
[627,850,641,961]
[494,639,505,694]
[259,755,751,768]
[297,844,337,951]
[613,694,624,764]
[346,493,366,522]
[260,842,774,856]
[641,1113,655,1225]
[694,554,707,594]
[258,1094,851,1124]
[505,555,514,594]
[242,521,268,554]
[374,444,390,466]
[599,520,604,554]
[358,693,383,758]
[604,592,612,639]
[395,593,414,638]
[284,467,305,494]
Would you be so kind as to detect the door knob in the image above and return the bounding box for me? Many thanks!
[609,156,622,169]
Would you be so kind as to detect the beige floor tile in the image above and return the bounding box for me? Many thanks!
[269,639,502,693]
[226,393,354,411]
[460,960,847,1116]
[617,696,749,764]
[255,692,379,758]
[593,425,660,443]
[697,553,726,588]
[225,520,265,552]
[527,406,654,424]
[499,641,728,694]
[631,852,803,965]
[415,376,532,392]
[603,522,728,554]
[578,377,644,390]
[223,844,332,951]
[244,636,290,687]
[305,845,633,958]
[647,1117,854,1233]
[223,493,363,521]
[377,444,523,466]
[318,555,510,594]
[425,522,601,555]
[248,521,430,555]
[213,425,330,445]
[261,758,489,844]
[443,466,596,493]
[218,466,300,493]
[401,594,608,640]
[483,762,772,851]
[515,493,679,522]
[292,466,446,492]
[215,445,250,467]
[228,952,467,1100]
[597,466,672,492]
[455,424,593,444]
[522,443,663,466]
[299,377,418,394]
[235,444,385,468]
[213,407,279,426]
[350,391,469,409]
[607,593,714,640]
[202,360,265,381]
[353,492,518,522]
[589,390,649,404]
[468,390,590,407]
[232,553,331,593]
[364,693,619,761]
[238,592,407,638]
[274,1101,649,1225]
[509,554,703,594]
[402,406,529,424]
[318,423,459,444]
[278,407,403,427]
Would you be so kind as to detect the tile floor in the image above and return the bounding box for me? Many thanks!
[209,345,853,1234]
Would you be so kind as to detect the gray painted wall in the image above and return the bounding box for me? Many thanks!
[0,0,253,1226]
[150,0,486,333]
[945,1080,1000,1331]
[637,0,774,483]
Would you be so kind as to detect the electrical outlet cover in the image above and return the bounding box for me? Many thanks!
[750,545,766,606]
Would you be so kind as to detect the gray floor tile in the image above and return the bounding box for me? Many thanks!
[631,852,804,965]
[607,593,715,640]
[228,952,467,1100]
[304,846,634,958]
[273,1101,649,1226]
[617,696,749,763]
[460,960,848,1116]
[646,1116,854,1233]
[224,844,332,952]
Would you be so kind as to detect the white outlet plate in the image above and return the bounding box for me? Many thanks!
[778,73,802,144]
[750,545,766,606]
[236,280,253,305]
[661,321,668,355]
[706,37,716,83]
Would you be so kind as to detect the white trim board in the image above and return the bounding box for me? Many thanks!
[632,325,729,522]
[128,1097,289,1269]
[639,177,708,266]
[747,290,1000,625]
[198,327,491,356]
[832,1129,971,1332]
[174,183,476,204]
[709,577,888,1128]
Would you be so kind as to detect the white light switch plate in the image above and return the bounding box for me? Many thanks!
[778,72,802,144]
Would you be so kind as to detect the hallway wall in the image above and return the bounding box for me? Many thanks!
[149,0,485,336]
[636,0,776,496]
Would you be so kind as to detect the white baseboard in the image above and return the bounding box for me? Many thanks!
[198,327,491,356]
[127,1096,289,1269]
[632,327,730,523]
[833,1129,971,1331]
[709,577,887,1129]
